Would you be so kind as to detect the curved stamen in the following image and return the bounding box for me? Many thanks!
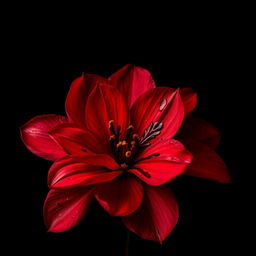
[132,167,151,178]
[125,125,134,141]
[133,153,160,164]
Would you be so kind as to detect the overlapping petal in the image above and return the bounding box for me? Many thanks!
[131,88,184,142]
[178,118,221,149]
[49,123,109,155]
[94,175,143,216]
[130,139,192,185]
[180,88,197,118]
[183,139,231,183]
[85,84,129,143]
[44,187,94,232]
[65,73,109,126]
[122,185,179,243]
[108,64,156,108]
[20,114,68,161]
[48,155,122,189]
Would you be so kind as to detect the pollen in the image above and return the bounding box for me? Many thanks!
[125,151,132,158]
[109,135,115,141]
[121,140,127,146]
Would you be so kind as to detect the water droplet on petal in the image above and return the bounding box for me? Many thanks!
[58,213,63,217]
[159,99,167,111]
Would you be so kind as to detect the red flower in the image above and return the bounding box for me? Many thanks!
[20,64,230,243]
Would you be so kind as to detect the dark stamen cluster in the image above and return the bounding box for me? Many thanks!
[108,121,162,177]
[109,120,139,169]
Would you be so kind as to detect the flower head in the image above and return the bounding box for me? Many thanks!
[20,64,230,243]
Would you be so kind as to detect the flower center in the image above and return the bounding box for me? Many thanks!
[108,120,162,176]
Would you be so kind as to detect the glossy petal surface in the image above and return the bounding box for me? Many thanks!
[95,175,143,216]
[20,114,68,161]
[44,187,94,232]
[85,85,129,144]
[108,64,156,108]
[48,155,121,188]
[131,88,184,142]
[130,139,192,185]
[122,185,179,243]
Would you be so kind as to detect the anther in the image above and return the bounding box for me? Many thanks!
[121,140,127,146]
[125,151,132,158]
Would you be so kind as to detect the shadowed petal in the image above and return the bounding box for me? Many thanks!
[130,139,192,185]
[180,88,197,118]
[108,64,156,108]
[20,114,68,161]
[122,185,179,243]
[44,187,94,232]
[131,88,184,142]
[178,118,221,149]
[183,139,231,183]
[48,155,122,189]
[94,175,143,216]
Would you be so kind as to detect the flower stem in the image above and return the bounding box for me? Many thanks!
[125,230,130,256]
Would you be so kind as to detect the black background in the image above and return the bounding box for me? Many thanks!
[5,18,249,255]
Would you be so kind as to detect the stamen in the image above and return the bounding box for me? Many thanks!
[133,134,140,145]
[133,167,151,178]
[134,153,160,164]
[109,135,116,153]
[116,125,121,143]
[109,120,116,136]
[125,125,134,141]
[121,140,127,146]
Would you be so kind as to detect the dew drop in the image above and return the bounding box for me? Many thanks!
[58,213,63,217]
[159,99,167,111]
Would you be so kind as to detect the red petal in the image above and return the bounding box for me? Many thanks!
[85,84,129,143]
[49,123,109,155]
[44,187,94,232]
[183,139,231,183]
[20,114,68,161]
[180,88,197,118]
[94,175,143,216]
[178,118,221,149]
[65,73,109,127]
[122,185,179,243]
[130,139,192,185]
[48,155,121,189]
[131,88,184,142]
[108,64,156,108]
